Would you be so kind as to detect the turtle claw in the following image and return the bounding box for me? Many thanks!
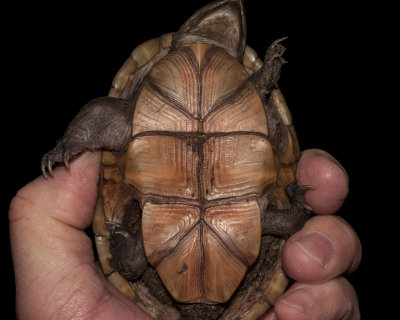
[40,142,79,178]
[41,164,48,179]
[40,152,54,179]
[266,37,288,63]
[40,147,66,178]
[106,221,133,238]
[298,185,315,210]
[47,159,54,176]
[63,152,70,169]
[286,182,314,199]
[285,182,315,213]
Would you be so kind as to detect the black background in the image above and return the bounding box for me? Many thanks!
[3,1,393,318]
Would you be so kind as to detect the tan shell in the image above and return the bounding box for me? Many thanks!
[93,33,299,319]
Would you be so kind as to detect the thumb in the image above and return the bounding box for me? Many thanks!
[9,152,100,318]
[9,152,149,319]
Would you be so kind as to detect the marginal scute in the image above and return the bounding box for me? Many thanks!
[131,38,163,69]
[270,88,301,166]
[109,58,138,98]
[271,89,292,126]
[95,235,114,274]
[107,272,136,301]
[273,166,296,209]
[239,302,272,320]
[236,263,288,320]
[101,150,118,166]
[109,33,173,98]
[93,198,109,236]
[103,166,122,183]
[288,125,301,159]
[130,281,180,320]
[243,45,263,74]
[160,33,173,50]
[101,181,123,221]
[264,263,289,305]
[279,125,300,166]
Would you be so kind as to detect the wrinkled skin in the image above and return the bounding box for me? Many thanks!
[9,149,361,320]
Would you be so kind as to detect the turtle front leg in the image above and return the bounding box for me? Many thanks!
[251,37,287,100]
[262,182,313,238]
[41,97,133,177]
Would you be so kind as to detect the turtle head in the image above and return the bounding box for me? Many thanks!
[172,0,246,60]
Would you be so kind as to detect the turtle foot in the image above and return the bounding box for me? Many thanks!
[40,97,134,178]
[41,143,82,178]
[262,181,313,238]
[252,37,287,99]
[286,181,315,212]
[107,221,147,281]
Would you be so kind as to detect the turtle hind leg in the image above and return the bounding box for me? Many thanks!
[105,196,147,280]
[262,181,313,238]
[107,221,147,281]
[41,96,133,178]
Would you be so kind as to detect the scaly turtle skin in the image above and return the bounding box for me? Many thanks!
[42,1,311,319]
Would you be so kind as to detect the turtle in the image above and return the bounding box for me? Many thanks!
[41,0,311,319]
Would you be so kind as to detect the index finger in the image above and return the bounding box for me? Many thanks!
[297,149,349,215]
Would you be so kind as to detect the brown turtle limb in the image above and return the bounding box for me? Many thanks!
[251,37,287,100]
[41,97,133,178]
[106,221,148,281]
[262,182,313,238]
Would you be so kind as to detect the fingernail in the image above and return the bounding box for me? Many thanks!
[292,231,334,266]
[279,287,316,313]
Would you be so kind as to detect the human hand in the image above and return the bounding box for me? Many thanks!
[9,149,361,320]
[10,152,150,320]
